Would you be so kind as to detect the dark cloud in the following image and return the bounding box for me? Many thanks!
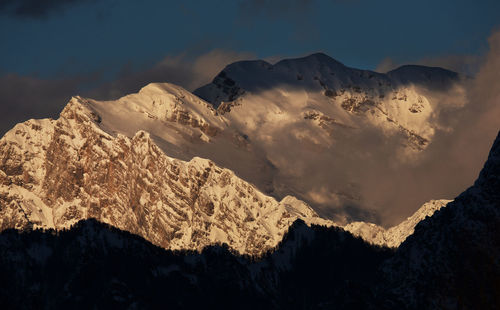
[0,0,95,18]
[237,0,317,38]
[0,73,96,135]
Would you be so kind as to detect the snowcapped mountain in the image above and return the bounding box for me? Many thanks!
[0,51,497,309]
[0,96,335,255]
[193,53,465,223]
[3,53,463,226]
[195,53,459,152]
[0,77,455,253]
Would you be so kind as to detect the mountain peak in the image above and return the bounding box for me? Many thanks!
[387,64,459,88]
[274,52,345,67]
[139,82,192,96]
[215,52,346,81]
[221,59,273,73]
[388,64,457,75]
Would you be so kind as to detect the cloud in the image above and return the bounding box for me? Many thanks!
[365,29,500,225]
[237,0,360,44]
[0,0,97,18]
[257,29,500,226]
[50,42,486,227]
[440,29,500,184]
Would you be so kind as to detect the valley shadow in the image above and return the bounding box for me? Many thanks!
[0,218,391,310]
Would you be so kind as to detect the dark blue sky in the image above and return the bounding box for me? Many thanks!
[2,0,499,77]
[0,0,499,135]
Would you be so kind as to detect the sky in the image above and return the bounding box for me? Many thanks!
[0,0,499,134]
[1,0,500,75]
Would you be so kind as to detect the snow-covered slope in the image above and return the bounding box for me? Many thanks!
[88,82,278,198]
[344,199,451,247]
[0,96,332,256]
[195,53,459,151]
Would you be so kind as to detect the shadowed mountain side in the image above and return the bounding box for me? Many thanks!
[0,218,391,310]
[379,131,500,310]
[387,65,460,91]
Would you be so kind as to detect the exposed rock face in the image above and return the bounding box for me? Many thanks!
[0,97,332,256]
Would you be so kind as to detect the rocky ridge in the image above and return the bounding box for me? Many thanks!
[0,96,333,255]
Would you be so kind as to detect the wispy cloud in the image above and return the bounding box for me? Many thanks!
[367,29,500,225]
